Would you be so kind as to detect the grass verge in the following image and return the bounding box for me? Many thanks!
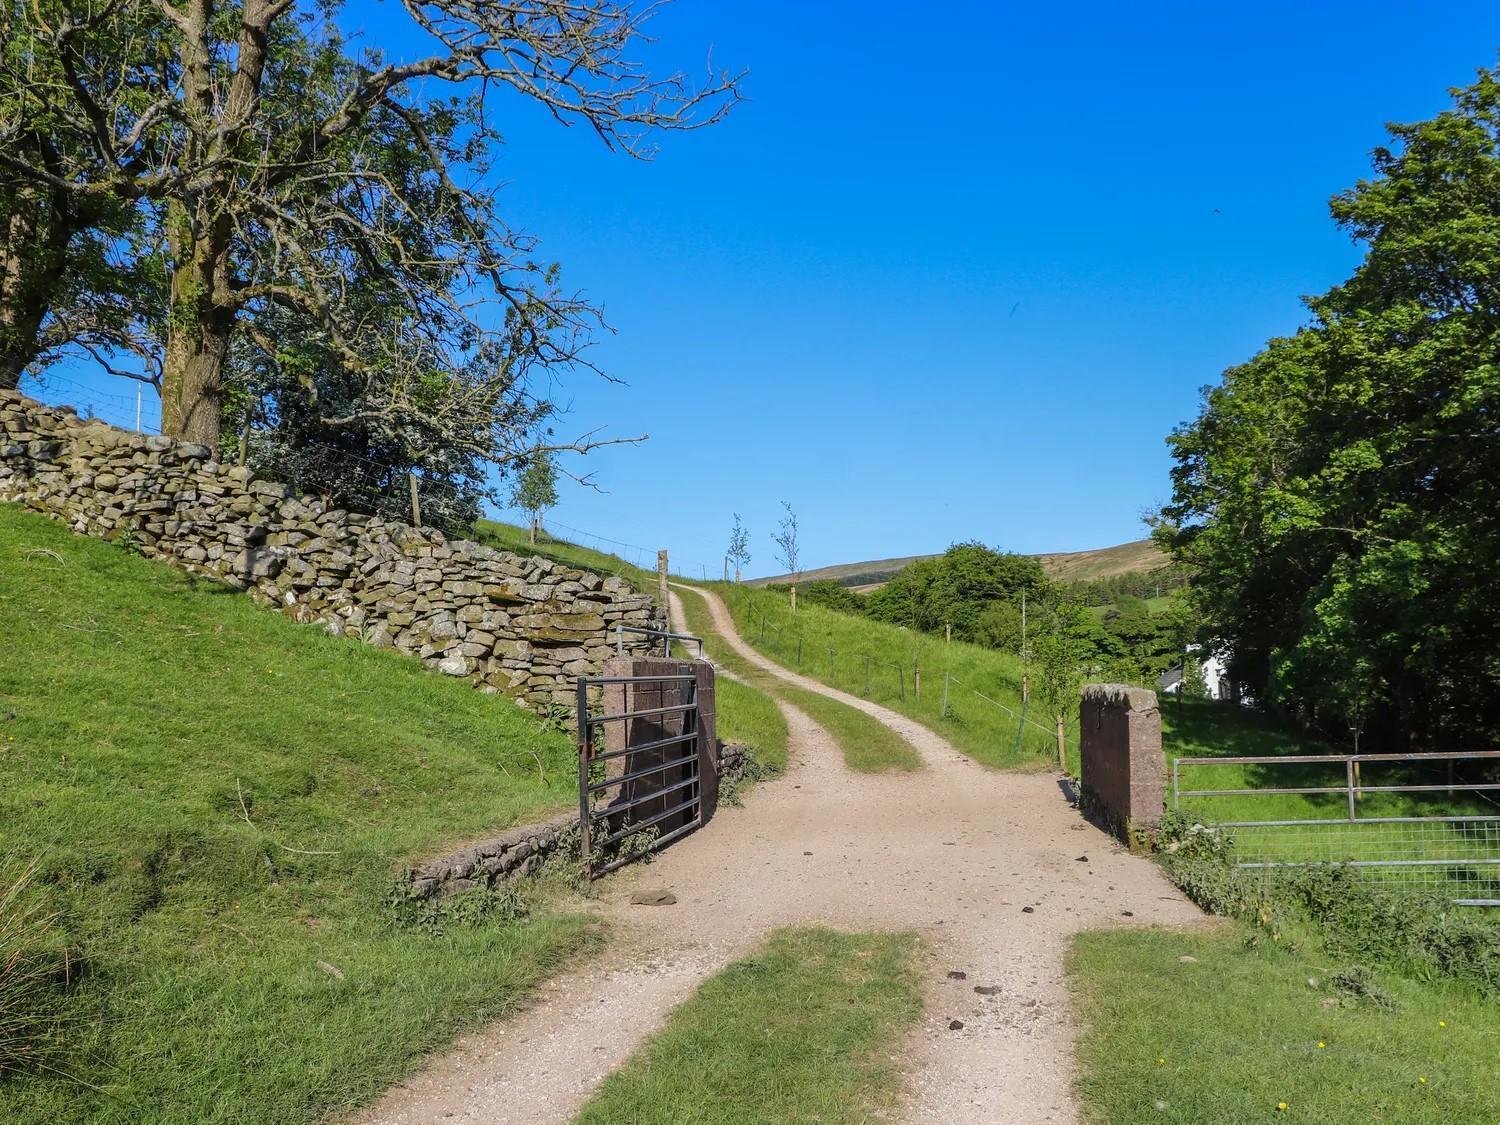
[710,581,1071,770]
[675,585,920,772]
[576,927,923,1125]
[1070,925,1500,1124]
[713,675,791,775]
[0,504,594,1122]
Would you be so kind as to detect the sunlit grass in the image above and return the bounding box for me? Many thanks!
[0,504,593,1122]
[1070,925,1500,1124]
[577,928,923,1125]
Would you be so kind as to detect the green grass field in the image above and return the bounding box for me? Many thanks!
[705,581,1076,770]
[576,928,923,1125]
[0,505,596,1122]
[1070,924,1500,1124]
[473,519,658,592]
[1162,699,1498,895]
[675,586,921,772]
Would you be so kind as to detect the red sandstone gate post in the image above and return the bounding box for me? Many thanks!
[1077,684,1165,853]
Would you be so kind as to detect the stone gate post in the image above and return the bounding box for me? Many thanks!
[1078,684,1164,852]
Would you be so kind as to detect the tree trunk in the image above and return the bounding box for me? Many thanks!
[161,312,232,445]
[529,514,537,545]
[0,182,71,391]
[161,199,234,446]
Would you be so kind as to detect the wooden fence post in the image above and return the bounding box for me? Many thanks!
[658,550,670,636]
[407,472,422,527]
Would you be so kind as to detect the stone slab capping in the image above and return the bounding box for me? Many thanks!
[0,390,664,711]
[1078,683,1165,852]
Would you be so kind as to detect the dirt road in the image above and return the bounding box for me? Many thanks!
[355,585,1200,1125]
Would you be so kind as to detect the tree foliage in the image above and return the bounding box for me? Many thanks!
[1,0,741,511]
[510,454,559,545]
[1159,67,1500,748]
[866,541,1048,641]
[800,579,866,615]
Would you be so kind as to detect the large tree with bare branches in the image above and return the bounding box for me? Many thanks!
[0,0,741,453]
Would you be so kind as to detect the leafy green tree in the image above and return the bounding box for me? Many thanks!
[1160,65,1500,748]
[973,597,1024,652]
[1181,656,1209,700]
[1,0,741,450]
[510,456,559,546]
[0,2,161,388]
[1031,603,1095,770]
[867,542,1048,640]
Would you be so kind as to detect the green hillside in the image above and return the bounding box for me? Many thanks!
[0,505,592,1122]
[706,581,1071,770]
[747,538,1167,591]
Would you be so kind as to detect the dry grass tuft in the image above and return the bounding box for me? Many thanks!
[0,863,71,1077]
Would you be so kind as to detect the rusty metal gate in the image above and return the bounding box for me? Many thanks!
[576,670,703,879]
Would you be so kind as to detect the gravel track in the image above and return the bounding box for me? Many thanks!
[354,585,1201,1125]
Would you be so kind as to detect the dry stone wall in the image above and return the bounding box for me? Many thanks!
[0,390,662,709]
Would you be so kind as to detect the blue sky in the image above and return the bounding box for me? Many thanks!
[32,1,1500,578]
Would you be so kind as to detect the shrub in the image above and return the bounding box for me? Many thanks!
[1159,848,1500,995]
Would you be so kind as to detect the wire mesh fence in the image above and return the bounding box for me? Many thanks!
[1224,820,1500,903]
[1174,751,1500,906]
[735,595,1067,764]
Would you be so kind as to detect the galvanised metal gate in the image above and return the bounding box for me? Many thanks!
[575,667,703,879]
[1173,750,1500,906]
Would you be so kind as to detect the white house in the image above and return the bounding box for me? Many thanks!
[1159,645,1233,701]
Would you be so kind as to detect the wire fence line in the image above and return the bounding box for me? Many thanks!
[1173,752,1500,906]
[740,600,1067,762]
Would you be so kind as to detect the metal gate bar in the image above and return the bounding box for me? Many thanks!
[1172,750,1500,905]
[614,624,705,657]
[577,671,702,879]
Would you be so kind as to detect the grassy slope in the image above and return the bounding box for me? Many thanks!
[576,928,923,1125]
[1070,925,1500,1124]
[675,586,920,772]
[473,519,658,591]
[709,582,1068,770]
[1034,538,1167,582]
[746,537,1166,589]
[0,505,595,1123]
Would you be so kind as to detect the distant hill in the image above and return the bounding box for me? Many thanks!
[747,538,1167,591]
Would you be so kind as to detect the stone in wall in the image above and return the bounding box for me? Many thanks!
[0,390,664,710]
